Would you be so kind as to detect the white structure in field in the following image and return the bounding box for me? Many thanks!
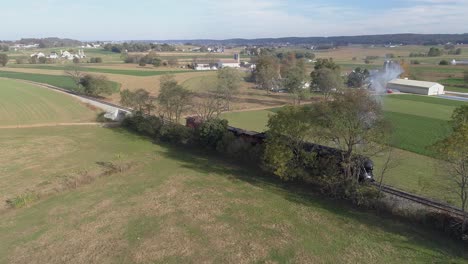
[387,79,445,96]
[60,49,86,60]
[451,59,468,65]
[217,53,241,68]
[195,63,217,71]
[30,52,45,58]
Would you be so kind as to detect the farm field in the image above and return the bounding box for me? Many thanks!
[0,125,467,263]
[222,94,468,205]
[0,78,98,126]
[9,64,191,77]
[0,71,120,93]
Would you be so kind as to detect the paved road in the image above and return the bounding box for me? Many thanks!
[437,95,468,102]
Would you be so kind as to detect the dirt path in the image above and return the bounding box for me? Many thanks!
[0,122,105,129]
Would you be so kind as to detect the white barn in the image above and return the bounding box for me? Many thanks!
[387,79,445,96]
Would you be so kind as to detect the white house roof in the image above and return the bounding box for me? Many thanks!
[387,79,441,89]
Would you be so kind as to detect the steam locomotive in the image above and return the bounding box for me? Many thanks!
[226,126,374,182]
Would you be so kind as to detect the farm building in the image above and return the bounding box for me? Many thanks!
[387,79,445,96]
[217,53,241,68]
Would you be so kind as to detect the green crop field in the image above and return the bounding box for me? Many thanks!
[0,78,97,126]
[0,71,120,92]
[9,64,191,76]
[0,125,466,263]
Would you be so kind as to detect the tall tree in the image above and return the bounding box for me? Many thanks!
[64,64,84,92]
[347,67,370,88]
[216,68,241,110]
[0,54,9,66]
[254,54,280,92]
[309,89,390,181]
[314,68,343,98]
[282,65,308,105]
[158,75,192,122]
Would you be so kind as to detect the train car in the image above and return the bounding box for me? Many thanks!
[185,116,374,181]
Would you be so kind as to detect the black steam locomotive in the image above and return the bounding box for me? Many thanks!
[226,126,375,182]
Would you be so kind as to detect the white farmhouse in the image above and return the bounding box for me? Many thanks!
[48,52,59,59]
[387,79,445,96]
[30,52,45,58]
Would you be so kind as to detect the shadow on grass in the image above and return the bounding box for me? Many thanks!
[109,127,468,259]
[160,145,468,260]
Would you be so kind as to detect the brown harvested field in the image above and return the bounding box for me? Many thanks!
[0,67,295,111]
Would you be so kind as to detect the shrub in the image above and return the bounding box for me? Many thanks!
[410,60,420,65]
[6,192,38,208]
[196,119,228,148]
[439,60,449,65]
[90,57,103,63]
[160,123,192,144]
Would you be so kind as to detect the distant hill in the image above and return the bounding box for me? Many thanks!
[0,38,82,48]
[153,33,468,46]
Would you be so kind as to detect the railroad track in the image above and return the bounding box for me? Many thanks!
[372,182,466,218]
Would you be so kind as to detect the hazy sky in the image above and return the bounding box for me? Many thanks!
[2,0,468,40]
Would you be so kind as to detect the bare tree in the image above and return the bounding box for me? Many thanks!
[433,124,468,237]
[193,93,224,121]
[377,147,398,195]
[64,64,84,91]
[216,68,241,111]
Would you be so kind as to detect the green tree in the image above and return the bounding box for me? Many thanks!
[310,58,341,88]
[120,88,155,114]
[451,105,468,129]
[309,89,390,181]
[254,54,280,92]
[282,65,308,105]
[439,60,449,65]
[428,47,442,57]
[158,75,192,122]
[0,54,8,66]
[314,68,343,98]
[79,74,114,97]
[464,71,468,84]
[217,68,241,110]
[347,67,370,88]
[263,106,316,181]
[197,119,228,148]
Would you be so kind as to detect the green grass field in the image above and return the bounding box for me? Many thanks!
[0,125,466,263]
[0,78,97,125]
[0,71,120,92]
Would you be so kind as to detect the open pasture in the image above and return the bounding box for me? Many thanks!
[0,125,466,263]
[0,78,97,126]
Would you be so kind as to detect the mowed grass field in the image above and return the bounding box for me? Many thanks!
[222,94,468,205]
[0,78,97,126]
[0,126,467,263]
